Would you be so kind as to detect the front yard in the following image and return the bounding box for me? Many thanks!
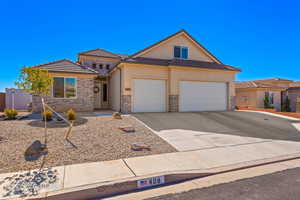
[0,113,176,174]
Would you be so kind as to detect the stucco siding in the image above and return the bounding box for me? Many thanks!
[140,34,214,62]
[236,89,257,108]
[109,69,121,111]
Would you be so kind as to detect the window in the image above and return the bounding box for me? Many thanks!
[174,46,188,59]
[92,63,97,69]
[102,83,107,102]
[99,64,103,69]
[106,64,110,70]
[53,77,77,98]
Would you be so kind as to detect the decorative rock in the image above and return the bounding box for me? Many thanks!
[131,143,151,151]
[24,140,48,161]
[112,112,122,119]
[119,126,135,133]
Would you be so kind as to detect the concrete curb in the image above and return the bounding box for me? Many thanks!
[26,153,300,200]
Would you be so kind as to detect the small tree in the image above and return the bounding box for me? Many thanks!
[282,96,291,112]
[15,67,52,96]
[264,92,271,109]
[15,67,52,144]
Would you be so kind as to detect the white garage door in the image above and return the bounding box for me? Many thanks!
[180,81,227,112]
[133,79,166,112]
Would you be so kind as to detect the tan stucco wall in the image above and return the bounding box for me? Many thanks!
[236,89,258,108]
[138,34,214,62]
[121,64,169,96]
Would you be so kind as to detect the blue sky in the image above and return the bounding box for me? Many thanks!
[0,0,299,92]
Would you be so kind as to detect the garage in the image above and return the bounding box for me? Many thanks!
[133,79,166,112]
[179,81,227,112]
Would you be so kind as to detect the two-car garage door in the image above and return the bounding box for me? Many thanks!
[179,81,227,112]
[132,79,227,112]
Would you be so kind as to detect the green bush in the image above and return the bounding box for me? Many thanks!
[67,109,76,121]
[43,109,53,121]
[4,109,18,119]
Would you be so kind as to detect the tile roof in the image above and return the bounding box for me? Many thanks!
[235,81,285,89]
[122,57,241,72]
[79,48,129,59]
[255,78,293,82]
[32,59,97,74]
[287,87,300,91]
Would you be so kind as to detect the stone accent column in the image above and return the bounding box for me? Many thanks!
[169,95,179,112]
[121,95,131,113]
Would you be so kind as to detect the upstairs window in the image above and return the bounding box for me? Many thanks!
[53,77,77,98]
[92,63,97,69]
[99,64,103,69]
[174,46,188,59]
[106,64,110,70]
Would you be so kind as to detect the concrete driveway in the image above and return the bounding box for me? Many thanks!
[133,111,300,151]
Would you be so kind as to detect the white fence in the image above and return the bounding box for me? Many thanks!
[5,88,32,110]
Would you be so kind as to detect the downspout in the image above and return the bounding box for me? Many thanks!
[118,66,122,113]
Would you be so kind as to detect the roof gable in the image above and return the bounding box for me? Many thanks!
[131,30,222,64]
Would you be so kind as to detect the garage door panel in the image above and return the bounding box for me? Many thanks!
[180,81,227,112]
[133,79,166,112]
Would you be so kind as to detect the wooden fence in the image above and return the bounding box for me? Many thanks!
[0,93,5,112]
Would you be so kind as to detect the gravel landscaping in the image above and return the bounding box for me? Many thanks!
[0,113,176,174]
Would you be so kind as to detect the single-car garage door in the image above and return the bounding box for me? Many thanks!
[133,79,166,112]
[179,81,227,112]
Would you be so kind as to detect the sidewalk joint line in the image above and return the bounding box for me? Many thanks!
[122,159,137,177]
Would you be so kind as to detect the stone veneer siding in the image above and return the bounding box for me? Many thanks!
[169,95,179,112]
[121,95,131,113]
[32,77,94,113]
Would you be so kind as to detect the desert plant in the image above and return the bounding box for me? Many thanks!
[4,109,18,119]
[264,92,271,108]
[67,109,76,121]
[43,109,53,121]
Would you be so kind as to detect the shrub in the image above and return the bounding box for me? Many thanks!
[67,109,76,121]
[4,109,18,119]
[43,109,53,121]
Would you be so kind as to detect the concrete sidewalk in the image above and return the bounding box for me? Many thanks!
[2,139,300,199]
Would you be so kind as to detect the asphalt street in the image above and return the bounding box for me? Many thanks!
[146,167,300,200]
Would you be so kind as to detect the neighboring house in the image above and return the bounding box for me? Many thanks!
[5,88,32,110]
[32,29,241,113]
[236,78,300,112]
[235,81,285,111]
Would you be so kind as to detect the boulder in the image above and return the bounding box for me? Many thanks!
[112,112,122,119]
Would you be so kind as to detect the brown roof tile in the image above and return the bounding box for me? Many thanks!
[32,59,97,74]
[122,57,240,72]
[235,81,285,89]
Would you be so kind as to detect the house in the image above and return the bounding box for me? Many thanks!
[31,29,241,113]
[235,78,300,112]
